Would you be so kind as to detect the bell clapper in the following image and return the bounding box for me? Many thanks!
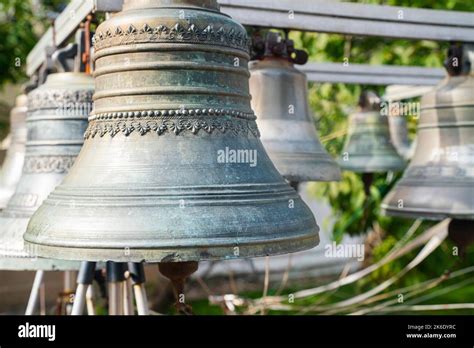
[360,173,375,229]
[362,173,374,198]
[448,219,474,259]
[158,262,199,315]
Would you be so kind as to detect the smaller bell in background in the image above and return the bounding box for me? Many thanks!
[382,44,474,220]
[0,42,92,271]
[339,90,406,173]
[249,31,341,186]
[0,93,28,209]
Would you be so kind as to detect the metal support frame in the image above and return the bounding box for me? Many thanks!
[26,0,474,77]
[299,62,444,86]
[85,285,96,315]
[71,261,96,315]
[25,270,45,315]
[71,261,149,315]
[128,263,149,315]
[123,277,134,315]
[220,0,474,42]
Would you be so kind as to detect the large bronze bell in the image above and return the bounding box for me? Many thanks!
[339,91,406,173]
[0,71,92,270]
[249,32,341,183]
[382,44,474,220]
[24,0,319,263]
[0,95,27,209]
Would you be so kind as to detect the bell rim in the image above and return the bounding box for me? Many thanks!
[338,155,406,173]
[276,163,342,183]
[339,165,406,173]
[265,151,342,182]
[381,205,474,221]
[23,233,320,263]
[283,172,342,183]
[381,184,474,220]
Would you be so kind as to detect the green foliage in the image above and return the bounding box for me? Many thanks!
[279,1,474,311]
[0,0,38,87]
[292,0,474,243]
[0,0,67,89]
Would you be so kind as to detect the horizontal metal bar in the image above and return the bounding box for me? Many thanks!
[27,0,473,76]
[219,0,474,42]
[383,84,437,101]
[299,62,445,86]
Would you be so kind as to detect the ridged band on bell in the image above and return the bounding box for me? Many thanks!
[24,0,319,263]
[0,73,92,271]
[249,58,341,182]
[382,44,474,220]
[0,95,27,209]
[338,91,406,173]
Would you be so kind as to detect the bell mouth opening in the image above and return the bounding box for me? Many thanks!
[122,0,220,12]
[381,186,474,221]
